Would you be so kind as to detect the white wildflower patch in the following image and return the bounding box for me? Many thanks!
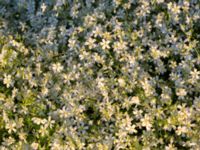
[0,0,200,149]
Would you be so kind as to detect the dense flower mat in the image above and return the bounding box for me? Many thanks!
[0,0,200,149]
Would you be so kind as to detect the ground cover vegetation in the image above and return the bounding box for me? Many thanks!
[0,0,200,149]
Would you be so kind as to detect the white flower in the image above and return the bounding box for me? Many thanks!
[131,96,140,105]
[18,132,27,141]
[12,88,18,98]
[141,114,152,131]
[118,78,126,87]
[5,120,16,133]
[31,142,39,150]
[165,143,177,150]
[39,125,48,137]
[190,69,200,80]
[84,15,96,27]
[51,63,64,73]
[176,126,187,135]
[2,137,15,146]
[113,40,127,52]
[100,39,110,50]
[85,37,96,49]
[46,116,55,129]
[3,74,13,88]
[41,3,47,13]
[133,109,143,119]
[176,88,187,98]
[120,115,137,133]
[171,4,180,14]
[59,107,69,118]
[93,53,104,64]
[41,87,49,96]
[32,117,46,125]
[150,46,161,59]
[92,25,102,37]
[68,39,77,49]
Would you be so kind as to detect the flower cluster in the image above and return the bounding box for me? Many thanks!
[0,0,200,149]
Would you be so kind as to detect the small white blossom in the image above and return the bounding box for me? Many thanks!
[141,115,152,131]
[31,142,39,150]
[3,74,13,88]
[41,3,47,13]
[85,37,96,49]
[51,63,64,73]
[100,39,110,50]
[5,121,16,133]
[131,96,140,105]
[176,88,187,98]
[190,69,200,80]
